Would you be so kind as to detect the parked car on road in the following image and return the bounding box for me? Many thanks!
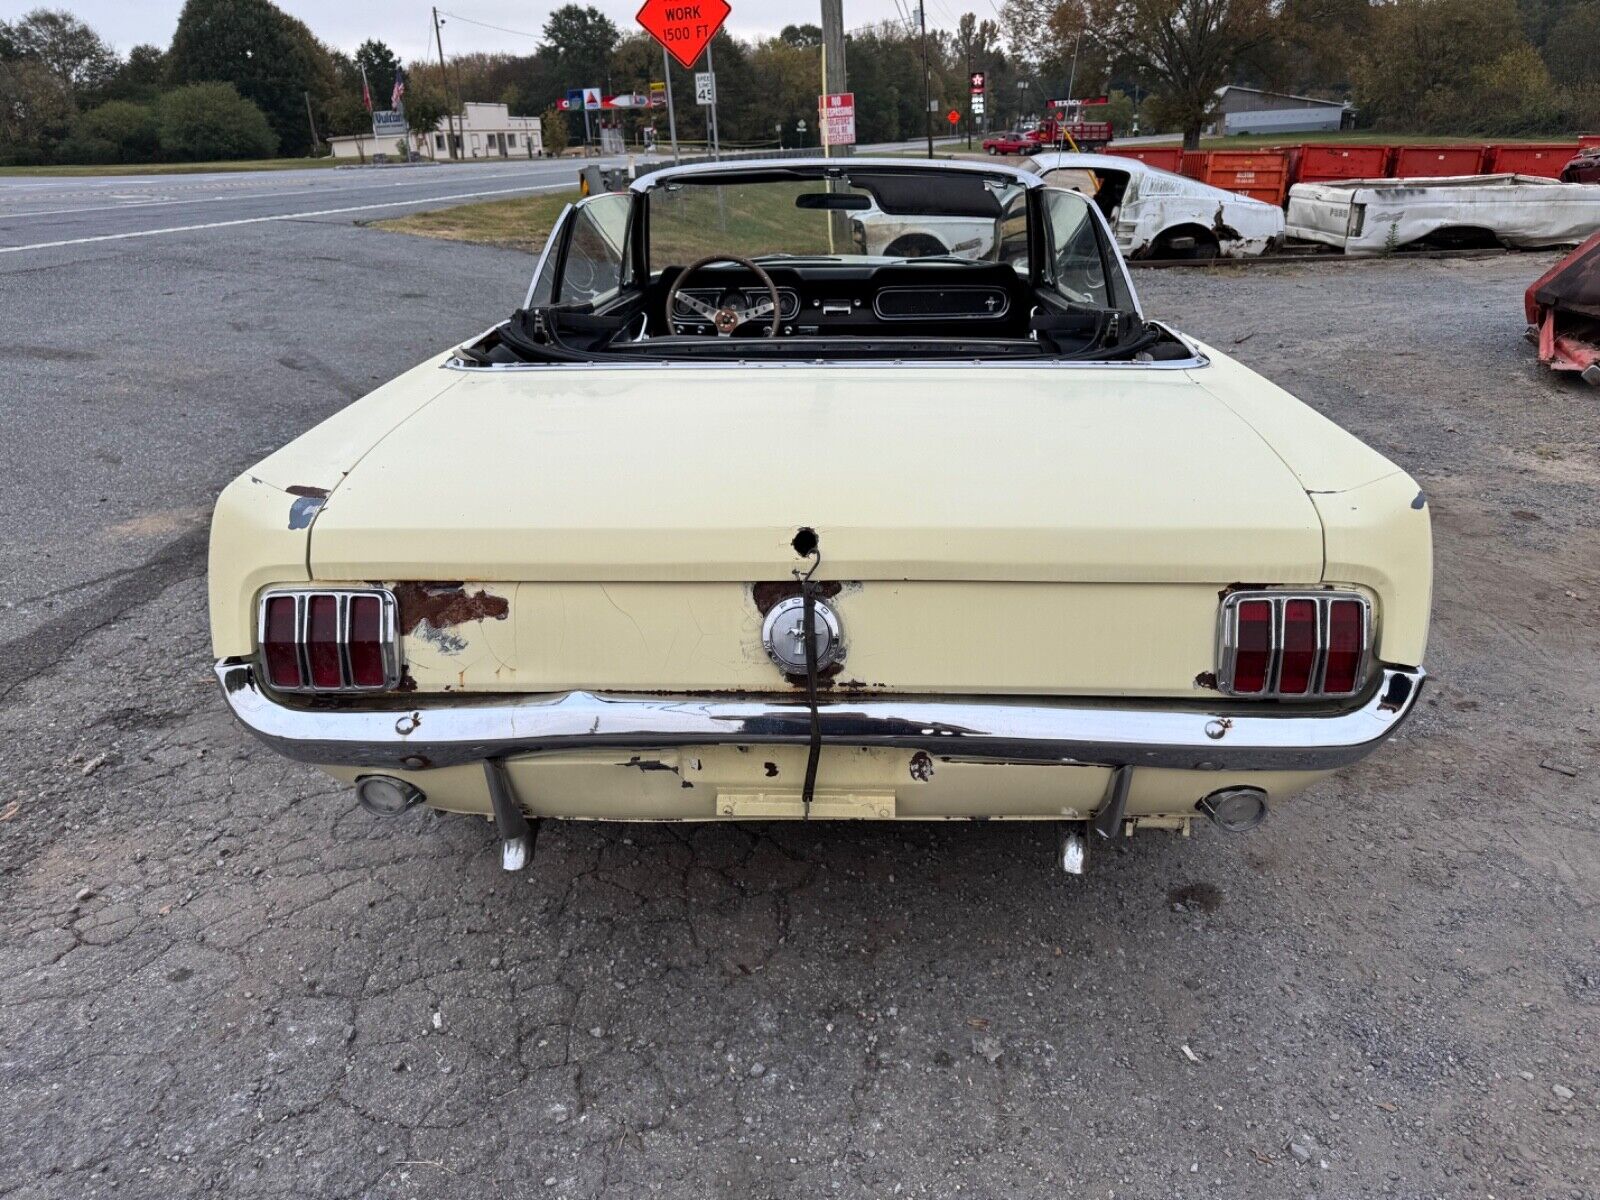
[1287,173,1600,254]
[982,129,1043,155]
[211,158,1431,875]
[1024,151,1286,258]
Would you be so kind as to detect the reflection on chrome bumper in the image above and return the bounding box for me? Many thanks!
[215,662,1425,774]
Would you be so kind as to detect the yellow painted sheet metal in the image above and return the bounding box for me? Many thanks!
[306,365,1327,583]
[323,747,1332,822]
[394,579,1242,696]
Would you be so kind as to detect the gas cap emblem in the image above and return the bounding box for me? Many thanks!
[761,595,844,674]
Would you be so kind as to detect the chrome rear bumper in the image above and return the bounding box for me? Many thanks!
[215,662,1425,774]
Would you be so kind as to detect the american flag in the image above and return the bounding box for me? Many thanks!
[391,65,407,109]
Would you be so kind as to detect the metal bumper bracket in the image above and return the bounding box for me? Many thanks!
[484,758,537,872]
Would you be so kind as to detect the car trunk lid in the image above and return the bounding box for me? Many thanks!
[307,364,1324,583]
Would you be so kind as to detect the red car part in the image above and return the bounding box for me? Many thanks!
[1525,231,1600,386]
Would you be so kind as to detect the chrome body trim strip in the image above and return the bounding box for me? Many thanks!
[216,662,1425,774]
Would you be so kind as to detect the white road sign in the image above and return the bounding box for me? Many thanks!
[695,73,716,105]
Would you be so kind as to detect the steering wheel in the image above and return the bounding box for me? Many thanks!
[664,254,783,338]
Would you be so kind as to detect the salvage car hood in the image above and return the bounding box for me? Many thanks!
[303,360,1364,584]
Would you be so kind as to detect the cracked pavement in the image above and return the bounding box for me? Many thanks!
[1,211,1597,1198]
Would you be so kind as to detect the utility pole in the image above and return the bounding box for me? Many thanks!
[303,90,320,157]
[918,2,932,158]
[432,7,458,160]
[662,47,680,163]
[964,52,971,150]
[705,42,720,160]
[820,0,848,156]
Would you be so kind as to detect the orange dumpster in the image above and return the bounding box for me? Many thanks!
[1203,150,1290,206]
[1293,143,1391,184]
[1103,146,1184,172]
[1483,144,1581,178]
[1179,151,1209,180]
[1390,145,1488,178]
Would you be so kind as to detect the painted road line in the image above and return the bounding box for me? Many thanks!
[0,166,585,221]
[0,181,572,255]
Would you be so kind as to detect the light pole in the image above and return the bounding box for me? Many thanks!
[919,2,933,158]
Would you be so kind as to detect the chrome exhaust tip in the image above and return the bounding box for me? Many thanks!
[1197,786,1268,833]
[355,774,426,816]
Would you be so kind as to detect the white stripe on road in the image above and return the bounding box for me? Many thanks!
[0,182,572,255]
[0,164,586,221]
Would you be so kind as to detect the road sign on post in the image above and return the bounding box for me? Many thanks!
[820,92,855,147]
[695,72,716,105]
[636,0,732,69]
[946,109,961,126]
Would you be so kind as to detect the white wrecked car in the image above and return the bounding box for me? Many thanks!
[1024,151,1286,259]
[1287,174,1600,255]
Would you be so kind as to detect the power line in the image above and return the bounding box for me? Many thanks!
[436,9,545,42]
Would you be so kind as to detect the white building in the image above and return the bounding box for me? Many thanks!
[329,102,544,161]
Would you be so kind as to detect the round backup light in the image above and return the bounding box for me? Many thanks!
[1197,786,1268,833]
[355,775,426,817]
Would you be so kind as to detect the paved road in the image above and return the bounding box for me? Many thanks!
[0,159,610,253]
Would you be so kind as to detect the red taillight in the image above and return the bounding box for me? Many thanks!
[1323,599,1364,694]
[307,595,342,688]
[258,590,396,692]
[1277,599,1317,695]
[346,594,386,687]
[1220,592,1369,699]
[262,595,302,689]
[1231,600,1273,694]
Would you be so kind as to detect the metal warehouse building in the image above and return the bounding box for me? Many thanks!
[1207,86,1353,136]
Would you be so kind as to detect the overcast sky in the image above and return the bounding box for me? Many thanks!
[18,0,953,62]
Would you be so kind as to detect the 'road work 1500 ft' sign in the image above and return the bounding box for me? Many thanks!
[636,0,732,69]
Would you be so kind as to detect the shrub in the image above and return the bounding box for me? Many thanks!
[59,100,159,163]
[156,81,278,160]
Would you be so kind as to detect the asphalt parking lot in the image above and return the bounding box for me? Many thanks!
[1,184,1596,1198]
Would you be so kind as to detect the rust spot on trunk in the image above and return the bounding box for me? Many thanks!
[1194,671,1219,691]
[286,485,330,499]
[752,579,842,616]
[392,582,509,635]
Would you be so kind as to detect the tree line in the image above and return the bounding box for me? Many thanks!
[1,0,1594,166]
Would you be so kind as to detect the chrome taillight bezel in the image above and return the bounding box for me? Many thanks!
[1216,590,1373,700]
[256,587,402,693]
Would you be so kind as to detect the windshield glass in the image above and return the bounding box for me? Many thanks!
[647,171,1030,271]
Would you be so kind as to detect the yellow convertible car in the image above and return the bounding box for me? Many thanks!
[210,159,1430,873]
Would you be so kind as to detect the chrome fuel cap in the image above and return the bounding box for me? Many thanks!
[761,595,843,674]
